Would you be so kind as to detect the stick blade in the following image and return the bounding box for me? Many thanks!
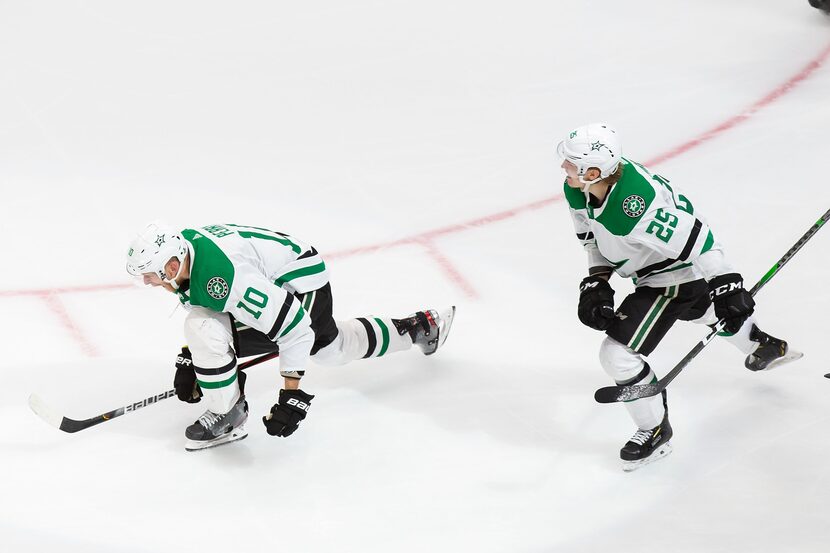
[28,393,66,430]
[594,382,663,404]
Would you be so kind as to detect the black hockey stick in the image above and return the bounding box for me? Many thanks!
[594,207,830,404]
[28,350,280,433]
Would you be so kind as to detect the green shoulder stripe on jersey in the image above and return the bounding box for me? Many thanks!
[236,230,302,254]
[563,181,587,209]
[595,160,656,236]
[275,262,326,287]
[181,229,236,311]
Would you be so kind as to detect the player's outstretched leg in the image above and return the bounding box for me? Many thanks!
[311,306,456,366]
[394,306,456,355]
[692,308,803,372]
[185,395,249,452]
[744,324,803,372]
[620,391,673,472]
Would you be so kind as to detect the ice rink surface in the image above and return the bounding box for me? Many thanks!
[2,1,830,551]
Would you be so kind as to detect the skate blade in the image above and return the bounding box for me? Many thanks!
[428,306,456,355]
[185,426,248,452]
[621,442,673,472]
[759,350,804,372]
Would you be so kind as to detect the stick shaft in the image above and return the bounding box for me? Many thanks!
[33,350,280,433]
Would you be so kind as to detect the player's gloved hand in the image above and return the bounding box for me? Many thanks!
[578,276,616,331]
[262,389,314,437]
[173,346,203,403]
[708,273,755,334]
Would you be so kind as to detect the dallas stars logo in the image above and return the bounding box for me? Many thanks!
[622,195,646,218]
[155,234,166,247]
[206,277,229,300]
[590,141,607,152]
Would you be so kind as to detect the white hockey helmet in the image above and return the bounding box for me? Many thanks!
[557,123,622,187]
[126,222,188,283]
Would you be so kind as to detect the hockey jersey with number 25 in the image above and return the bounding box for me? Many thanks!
[565,158,733,288]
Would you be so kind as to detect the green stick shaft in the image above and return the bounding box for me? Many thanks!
[751,208,830,295]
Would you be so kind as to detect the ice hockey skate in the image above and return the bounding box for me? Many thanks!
[185,396,249,451]
[620,410,673,472]
[744,325,803,372]
[397,306,456,355]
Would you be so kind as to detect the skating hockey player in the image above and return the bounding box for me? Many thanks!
[558,123,801,471]
[126,222,455,451]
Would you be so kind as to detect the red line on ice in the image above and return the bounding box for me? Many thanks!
[41,292,101,357]
[645,41,830,167]
[2,39,829,348]
[419,239,480,299]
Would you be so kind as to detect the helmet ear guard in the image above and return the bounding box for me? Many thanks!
[126,222,188,284]
[557,123,622,191]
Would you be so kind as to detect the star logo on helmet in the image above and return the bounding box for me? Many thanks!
[590,141,607,152]
[155,234,166,247]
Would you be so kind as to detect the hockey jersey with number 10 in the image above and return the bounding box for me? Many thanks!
[565,158,733,288]
[174,223,329,374]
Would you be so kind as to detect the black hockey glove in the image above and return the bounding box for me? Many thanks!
[262,389,315,437]
[708,273,755,334]
[173,347,203,404]
[578,276,616,331]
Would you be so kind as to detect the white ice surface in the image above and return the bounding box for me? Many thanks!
[2,1,830,552]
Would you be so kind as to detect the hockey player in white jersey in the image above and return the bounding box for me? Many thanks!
[558,123,800,471]
[126,223,456,451]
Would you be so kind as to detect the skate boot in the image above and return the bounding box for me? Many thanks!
[185,395,249,451]
[744,325,803,372]
[621,393,673,472]
[394,306,456,355]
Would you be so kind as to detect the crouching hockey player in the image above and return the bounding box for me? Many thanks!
[127,222,456,451]
[557,123,801,471]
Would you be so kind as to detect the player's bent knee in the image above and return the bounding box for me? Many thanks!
[183,308,235,368]
[599,336,645,382]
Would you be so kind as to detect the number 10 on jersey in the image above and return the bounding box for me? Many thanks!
[237,287,269,319]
